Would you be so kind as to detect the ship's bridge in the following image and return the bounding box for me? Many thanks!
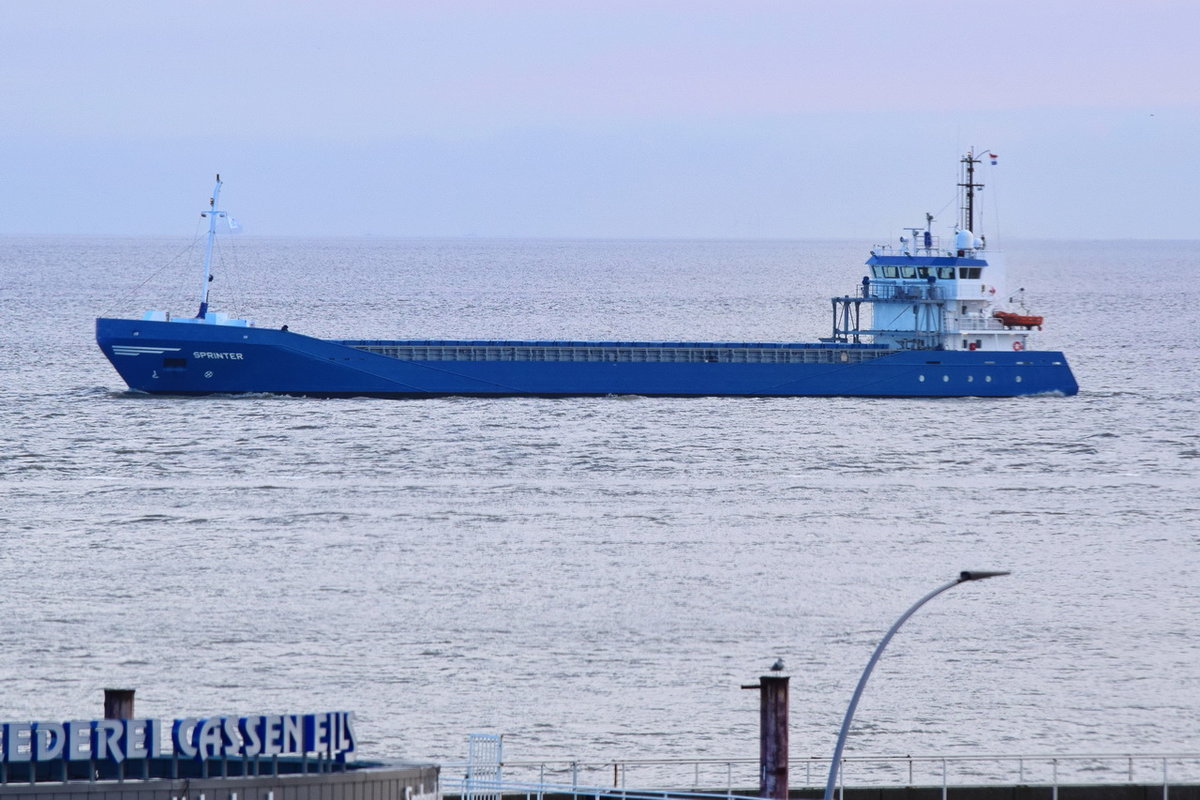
[866,253,987,281]
[830,244,1020,352]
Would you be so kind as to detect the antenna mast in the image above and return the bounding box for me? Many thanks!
[958,151,984,232]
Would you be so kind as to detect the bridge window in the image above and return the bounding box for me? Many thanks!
[937,267,955,279]
[883,265,898,278]
[917,267,929,278]
[959,267,982,279]
[900,266,916,278]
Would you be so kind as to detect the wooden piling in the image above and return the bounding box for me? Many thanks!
[103,689,135,720]
[759,674,789,800]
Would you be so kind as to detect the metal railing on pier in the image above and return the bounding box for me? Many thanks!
[443,753,1200,799]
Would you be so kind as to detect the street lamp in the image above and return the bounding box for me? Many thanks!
[822,570,1010,800]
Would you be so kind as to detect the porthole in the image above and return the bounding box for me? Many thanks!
[1015,375,1022,383]
[918,375,926,382]
[943,375,950,382]
[967,375,974,382]
[985,375,992,383]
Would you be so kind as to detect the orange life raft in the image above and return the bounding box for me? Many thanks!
[993,311,1044,330]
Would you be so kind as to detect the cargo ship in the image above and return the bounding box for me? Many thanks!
[96,153,1078,398]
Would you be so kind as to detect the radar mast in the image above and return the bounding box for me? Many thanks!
[958,151,984,233]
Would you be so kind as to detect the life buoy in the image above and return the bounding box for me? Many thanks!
[1012,341,1024,351]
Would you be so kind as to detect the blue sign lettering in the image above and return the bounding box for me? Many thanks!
[3,723,32,763]
[193,718,223,760]
[124,719,159,760]
[0,713,355,765]
[94,720,124,763]
[173,718,198,759]
[32,723,64,761]
[238,717,262,757]
[64,721,91,761]
[261,715,282,756]
[282,715,302,755]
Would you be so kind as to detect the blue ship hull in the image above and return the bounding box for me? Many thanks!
[95,318,1079,398]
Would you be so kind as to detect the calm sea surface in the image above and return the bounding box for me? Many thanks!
[1,237,1197,772]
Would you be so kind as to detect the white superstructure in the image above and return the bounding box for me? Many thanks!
[831,151,1045,353]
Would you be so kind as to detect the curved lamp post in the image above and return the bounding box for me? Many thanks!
[822,570,1010,800]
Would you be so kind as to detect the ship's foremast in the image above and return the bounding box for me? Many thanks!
[197,174,225,318]
[134,176,251,329]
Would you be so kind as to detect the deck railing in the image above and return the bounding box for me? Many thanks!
[862,284,947,302]
[349,343,891,365]
[946,315,1009,331]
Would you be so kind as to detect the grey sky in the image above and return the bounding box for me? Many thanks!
[4,0,1197,238]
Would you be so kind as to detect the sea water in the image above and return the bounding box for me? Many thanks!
[0,237,1196,775]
